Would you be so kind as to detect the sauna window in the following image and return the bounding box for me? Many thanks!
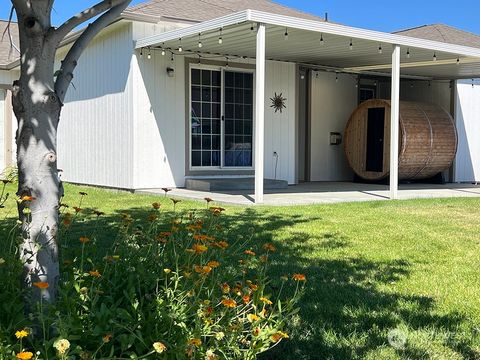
[359,86,376,103]
[365,107,385,172]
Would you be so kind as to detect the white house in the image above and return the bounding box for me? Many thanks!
[1,0,480,203]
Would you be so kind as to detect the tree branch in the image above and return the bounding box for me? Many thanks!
[52,0,124,44]
[10,0,31,18]
[54,0,130,103]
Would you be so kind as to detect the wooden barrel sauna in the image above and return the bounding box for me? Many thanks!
[344,99,457,181]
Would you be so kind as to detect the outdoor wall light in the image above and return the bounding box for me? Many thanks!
[330,132,342,145]
[166,67,175,77]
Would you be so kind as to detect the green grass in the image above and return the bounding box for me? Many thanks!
[2,183,480,359]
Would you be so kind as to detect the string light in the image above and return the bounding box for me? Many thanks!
[178,38,183,52]
[198,33,202,48]
[284,27,289,40]
[139,48,143,57]
[406,48,411,59]
[171,53,175,62]
[225,57,229,68]
[349,39,353,50]
[456,57,460,65]
[147,47,151,60]
[198,54,201,64]
[433,52,437,61]
[218,28,223,44]
[161,48,166,56]
[335,73,339,82]
[320,34,324,45]
[378,44,383,54]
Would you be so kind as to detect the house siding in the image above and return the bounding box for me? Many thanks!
[455,79,480,183]
[57,22,135,189]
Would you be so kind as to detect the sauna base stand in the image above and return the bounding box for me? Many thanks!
[353,172,446,185]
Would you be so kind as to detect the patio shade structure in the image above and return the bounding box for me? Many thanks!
[135,10,480,203]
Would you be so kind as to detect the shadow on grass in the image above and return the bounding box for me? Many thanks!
[0,202,475,359]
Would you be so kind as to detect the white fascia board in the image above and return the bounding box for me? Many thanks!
[248,10,480,58]
[135,10,250,49]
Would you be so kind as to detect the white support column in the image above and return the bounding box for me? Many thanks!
[255,23,266,204]
[390,45,401,200]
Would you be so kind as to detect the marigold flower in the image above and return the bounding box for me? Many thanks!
[188,338,202,347]
[270,331,289,342]
[152,202,161,209]
[194,265,212,274]
[20,195,35,202]
[153,341,167,353]
[244,249,256,256]
[33,281,49,289]
[191,244,208,254]
[54,339,71,354]
[292,273,306,281]
[209,206,225,213]
[103,334,113,343]
[263,243,277,252]
[79,236,90,244]
[260,297,273,305]
[16,352,33,360]
[207,260,220,268]
[248,283,259,291]
[221,298,237,308]
[247,313,260,322]
[221,283,230,294]
[214,241,229,250]
[242,294,251,304]
[15,329,29,339]
[89,270,101,278]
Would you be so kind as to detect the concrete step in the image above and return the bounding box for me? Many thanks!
[186,178,288,191]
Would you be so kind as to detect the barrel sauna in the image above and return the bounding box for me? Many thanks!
[344,99,457,181]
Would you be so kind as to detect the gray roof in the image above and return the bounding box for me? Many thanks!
[0,20,19,67]
[127,0,323,22]
[394,24,480,49]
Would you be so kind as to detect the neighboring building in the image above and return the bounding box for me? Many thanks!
[1,1,480,198]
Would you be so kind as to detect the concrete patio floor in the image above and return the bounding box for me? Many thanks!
[136,182,480,206]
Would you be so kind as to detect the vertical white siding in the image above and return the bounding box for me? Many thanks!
[310,71,357,181]
[0,89,4,169]
[57,22,135,189]
[0,69,17,85]
[455,79,480,183]
[264,61,296,184]
[400,80,451,113]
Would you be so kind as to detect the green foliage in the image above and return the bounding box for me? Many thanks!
[0,189,303,359]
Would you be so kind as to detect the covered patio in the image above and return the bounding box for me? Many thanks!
[135,10,480,204]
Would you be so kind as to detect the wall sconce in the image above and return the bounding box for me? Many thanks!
[166,67,175,77]
[330,132,342,145]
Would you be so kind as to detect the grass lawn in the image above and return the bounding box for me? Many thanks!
[2,183,480,359]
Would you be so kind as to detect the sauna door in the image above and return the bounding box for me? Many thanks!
[365,107,385,172]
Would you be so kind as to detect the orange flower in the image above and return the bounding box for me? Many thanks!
[221,298,237,308]
[247,282,258,291]
[186,224,202,232]
[16,352,33,360]
[33,281,49,289]
[260,297,273,305]
[242,294,251,304]
[188,338,202,347]
[207,260,220,268]
[221,283,230,294]
[292,273,306,281]
[263,243,276,252]
[270,331,289,342]
[103,334,113,343]
[191,244,208,254]
[194,265,212,275]
[89,270,101,278]
[79,236,90,244]
[20,195,35,202]
[152,202,161,209]
[73,206,82,213]
[244,249,256,256]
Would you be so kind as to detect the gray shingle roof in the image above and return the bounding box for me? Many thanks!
[127,0,323,22]
[0,20,19,67]
[394,24,480,49]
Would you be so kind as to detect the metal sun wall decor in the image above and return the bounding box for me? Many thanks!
[270,92,287,113]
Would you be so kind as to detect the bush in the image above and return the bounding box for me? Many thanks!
[0,189,305,359]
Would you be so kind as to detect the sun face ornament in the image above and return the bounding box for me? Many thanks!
[270,92,287,113]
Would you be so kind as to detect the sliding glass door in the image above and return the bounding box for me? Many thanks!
[190,67,253,169]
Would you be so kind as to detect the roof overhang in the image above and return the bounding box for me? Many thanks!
[135,10,480,80]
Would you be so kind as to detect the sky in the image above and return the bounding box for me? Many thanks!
[1,0,479,35]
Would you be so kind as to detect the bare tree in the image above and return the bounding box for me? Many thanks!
[10,0,131,303]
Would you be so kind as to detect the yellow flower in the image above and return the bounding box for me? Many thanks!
[188,338,202,347]
[194,265,212,275]
[270,331,289,342]
[153,341,167,353]
[53,339,71,355]
[215,332,225,340]
[33,281,49,289]
[221,283,230,294]
[164,268,172,274]
[292,273,306,281]
[16,352,33,360]
[247,313,260,322]
[263,243,277,252]
[260,297,273,305]
[207,260,220,268]
[205,349,218,360]
[191,244,208,254]
[221,298,237,308]
[15,329,29,339]
[89,270,101,278]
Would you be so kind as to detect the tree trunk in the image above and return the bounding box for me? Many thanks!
[13,13,61,304]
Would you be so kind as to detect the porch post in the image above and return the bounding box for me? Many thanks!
[255,23,266,204]
[390,45,401,200]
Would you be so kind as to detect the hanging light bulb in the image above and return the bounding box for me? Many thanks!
[472,79,475,88]
[225,57,229,68]
[171,53,175,62]
[335,73,339,82]
[139,48,143,57]
[218,28,223,44]
[349,39,353,50]
[456,57,460,65]
[161,48,166,56]
[178,38,183,52]
[406,48,411,59]
[284,27,289,40]
[378,44,383,54]
[320,34,324,45]
[147,47,151,60]
[198,33,202,48]
[433,52,437,61]
[198,54,201,64]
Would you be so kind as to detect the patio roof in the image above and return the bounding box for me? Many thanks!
[135,10,480,80]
